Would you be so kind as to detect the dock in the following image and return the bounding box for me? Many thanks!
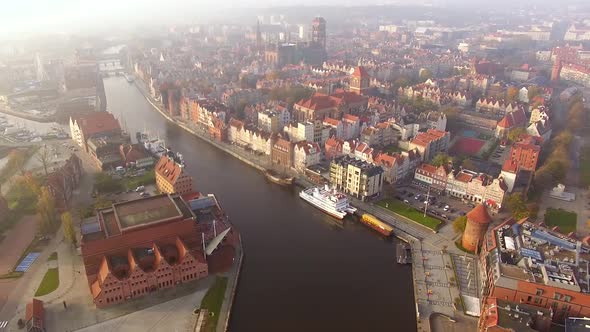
[396,242,412,264]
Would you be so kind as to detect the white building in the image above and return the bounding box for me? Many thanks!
[293,141,321,172]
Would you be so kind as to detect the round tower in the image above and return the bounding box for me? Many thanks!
[462,204,492,252]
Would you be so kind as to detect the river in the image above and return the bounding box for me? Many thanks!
[103,76,417,332]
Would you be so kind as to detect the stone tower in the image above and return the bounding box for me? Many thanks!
[462,204,492,252]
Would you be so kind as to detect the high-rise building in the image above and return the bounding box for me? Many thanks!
[312,17,327,49]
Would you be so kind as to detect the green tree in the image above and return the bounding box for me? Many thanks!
[431,153,451,167]
[461,158,476,170]
[61,211,77,246]
[506,87,519,103]
[37,187,57,235]
[94,172,122,194]
[506,193,529,220]
[453,216,468,234]
[419,68,433,82]
[507,127,528,142]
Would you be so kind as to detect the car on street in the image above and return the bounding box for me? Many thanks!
[444,205,450,211]
[404,199,410,204]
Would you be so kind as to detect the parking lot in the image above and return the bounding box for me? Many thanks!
[393,184,475,223]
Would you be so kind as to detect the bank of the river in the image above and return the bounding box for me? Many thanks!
[132,78,427,331]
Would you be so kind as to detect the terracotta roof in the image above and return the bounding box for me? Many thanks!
[25,299,44,324]
[229,118,244,130]
[342,114,360,122]
[502,159,519,173]
[467,204,492,225]
[73,112,121,138]
[295,93,338,111]
[120,144,149,163]
[155,155,187,186]
[418,163,438,174]
[352,66,369,78]
[323,117,341,126]
[456,172,474,183]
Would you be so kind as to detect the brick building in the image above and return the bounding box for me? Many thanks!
[80,193,238,308]
[408,129,450,162]
[69,112,122,152]
[45,154,83,210]
[271,136,294,167]
[480,218,590,324]
[25,298,45,332]
[155,154,193,195]
[462,204,492,252]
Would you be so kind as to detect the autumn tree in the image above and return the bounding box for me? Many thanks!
[506,87,519,103]
[507,127,527,142]
[35,145,54,176]
[527,85,541,100]
[61,211,77,246]
[453,216,468,234]
[7,149,27,176]
[431,153,452,167]
[461,158,476,170]
[37,187,57,235]
[506,193,529,220]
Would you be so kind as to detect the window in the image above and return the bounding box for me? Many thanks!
[564,295,572,303]
[554,293,562,300]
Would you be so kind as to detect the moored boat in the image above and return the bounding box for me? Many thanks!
[359,213,393,237]
[264,169,294,186]
[299,185,356,219]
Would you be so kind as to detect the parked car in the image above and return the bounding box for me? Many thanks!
[404,199,410,204]
[135,186,145,192]
[443,205,450,211]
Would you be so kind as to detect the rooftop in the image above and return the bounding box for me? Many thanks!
[487,218,590,294]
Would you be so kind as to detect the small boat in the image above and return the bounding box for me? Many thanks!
[359,213,393,237]
[264,169,294,186]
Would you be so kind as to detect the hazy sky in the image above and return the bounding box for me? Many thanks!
[0,0,581,38]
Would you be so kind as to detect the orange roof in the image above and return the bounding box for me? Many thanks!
[342,114,360,122]
[155,155,186,186]
[418,163,438,174]
[73,112,121,138]
[352,66,369,78]
[296,93,338,111]
[467,204,492,224]
[456,172,473,183]
[323,117,341,126]
[25,299,44,323]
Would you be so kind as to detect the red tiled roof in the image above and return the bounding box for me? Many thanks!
[155,156,186,186]
[418,163,438,174]
[352,66,369,78]
[456,172,474,183]
[296,93,338,111]
[323,117,341,126]
[229,118,244,129]
[502,159,518,173]
[467,204,492,225]
[73,112,121,138]
[342,114,360,122]
[25,298,44,328]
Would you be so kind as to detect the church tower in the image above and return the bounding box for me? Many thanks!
[350,66,370,95]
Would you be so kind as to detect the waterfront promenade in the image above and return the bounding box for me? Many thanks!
[133,78,476,331]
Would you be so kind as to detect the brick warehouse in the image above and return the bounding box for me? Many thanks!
[80,193,238,308]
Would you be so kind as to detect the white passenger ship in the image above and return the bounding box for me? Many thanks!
[299,185,357,219]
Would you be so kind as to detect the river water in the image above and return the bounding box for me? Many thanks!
[103,76,417,332]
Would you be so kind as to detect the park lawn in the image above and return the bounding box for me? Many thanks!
[201,277,228,332]
[35,268,59,296]
[377,199,442,231]
[544,208,577,234]
[122,171,156,190]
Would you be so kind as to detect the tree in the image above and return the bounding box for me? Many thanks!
[37,187,57,235]
[35,145,54,177]
[453,216,468,234]
[419,68,433,82]
[7,149,27,176]
[61,212,77,246]
[507,127,527,142]
[506,87,519,103]
[94,172,122,194]
[527,85,541,101]
[461,158,476,170]
[506,193,529,220]
[431,153,451,167]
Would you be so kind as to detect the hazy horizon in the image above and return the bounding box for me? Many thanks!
[1,0,587,39]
